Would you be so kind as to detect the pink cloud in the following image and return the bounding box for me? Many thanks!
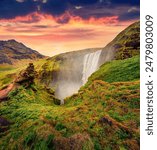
[0,12,137,56]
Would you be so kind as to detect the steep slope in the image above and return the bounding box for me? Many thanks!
[0,39,45,65]
[0,55,140,150]
[0,21,140,149]
[0,21,140,99]
[39,48,103,100]
[86,55,140,85]
[38,21,140,100]
[99,21,140,64]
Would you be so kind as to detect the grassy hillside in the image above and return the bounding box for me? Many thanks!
[0,65,17,89]
[111,21,140,60]
[100,21,140,64]
[0,21,140,150]
[0,39,45,65]
[0,58,49,89]
[84,55,139,87]
[0,55,140,150]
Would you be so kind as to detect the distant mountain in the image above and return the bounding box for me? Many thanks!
[0,39,45,64]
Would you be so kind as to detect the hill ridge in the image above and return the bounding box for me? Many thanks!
[0,39,45,65]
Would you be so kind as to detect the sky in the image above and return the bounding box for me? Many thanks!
[0,0,140,56]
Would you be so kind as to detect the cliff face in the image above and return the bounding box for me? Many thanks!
[0,39,45,64]
[0,21,140,100]
[39,21,140,100]
[39,48,102,99]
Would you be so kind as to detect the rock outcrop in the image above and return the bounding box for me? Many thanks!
[0,63,37,101]
[15,63,37,87]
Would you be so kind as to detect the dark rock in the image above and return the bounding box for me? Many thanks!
[15,63,37,87]
[0,117,11,133]
[0,117,10,126]
[0,53,12,64]
[114,43,122,49]
[125,41,140,49]
[53,97,61,105]
[99,117,113,126]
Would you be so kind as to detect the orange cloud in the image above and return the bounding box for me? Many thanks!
[0,12,136,56]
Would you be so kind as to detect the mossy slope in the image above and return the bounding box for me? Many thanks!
[85,55,139,86]
[0,55,140,150]
[0,21,140,150]
[99,21,140,65]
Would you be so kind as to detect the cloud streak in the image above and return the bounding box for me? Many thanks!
[0,0,139,56]
[0,12,137,56]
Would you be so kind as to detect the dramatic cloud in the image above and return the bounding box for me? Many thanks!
[0,0,139,21]
[0,0,139,56]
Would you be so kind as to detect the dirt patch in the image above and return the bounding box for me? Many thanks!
[0,83,15,102]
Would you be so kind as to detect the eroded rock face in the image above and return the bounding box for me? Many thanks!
[99,21,140,63]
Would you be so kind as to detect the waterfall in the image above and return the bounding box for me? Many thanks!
[82,50,102,84]
[54,49,102,105]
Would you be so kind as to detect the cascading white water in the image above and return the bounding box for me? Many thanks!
[82,50,102,84]
[54,49,102,105]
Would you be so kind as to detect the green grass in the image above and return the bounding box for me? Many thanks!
[0,81,140,149]
[0,65,18,88]
[0,21,140,149]
[0,55,140,149]
[103,21,140,60]
[0,65,16,72]
[85,55,139,86]
[0,58,48,88]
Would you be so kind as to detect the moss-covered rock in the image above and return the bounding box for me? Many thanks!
[15,63,37,87]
